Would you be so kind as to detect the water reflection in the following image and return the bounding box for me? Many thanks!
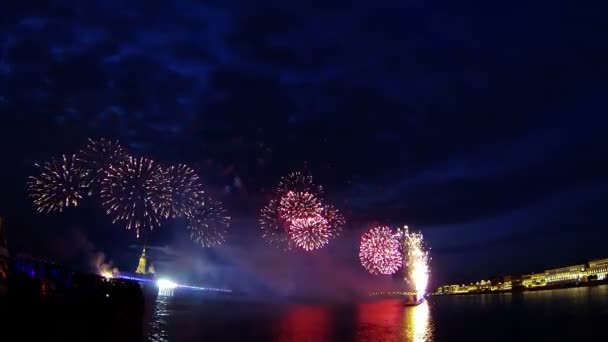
[139,286,608,341]
[148,296,170,342]
[277,305,331,342]
[403,301,433,342]
[356,299,433,342]
[144,295,434,341]
[356,300,401,341]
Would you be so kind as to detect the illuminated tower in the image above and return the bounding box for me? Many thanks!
[135,248,147,274]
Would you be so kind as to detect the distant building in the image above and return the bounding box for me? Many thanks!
[510,274,524,290]
[522,272,547,288]
[437,284,462,294]
[478,280,491,291]
[436,257,608,295]
[545,264,585,285]
[500,275,513,290]
[586,258,608,281]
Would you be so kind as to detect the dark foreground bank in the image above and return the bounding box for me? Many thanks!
[0,257,149,342]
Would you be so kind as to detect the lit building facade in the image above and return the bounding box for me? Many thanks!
[477,280,491,291]
[500,275,513,291]
[435,258,608,294]
[522,272,547,288]
[545,264,585,285]
[586,258,608,281]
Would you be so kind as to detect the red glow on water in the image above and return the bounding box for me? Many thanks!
[356,299,432,341]
[357,299,403,327]
[278,305,331,342]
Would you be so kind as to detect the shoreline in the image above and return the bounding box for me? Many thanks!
[434,280,608,296]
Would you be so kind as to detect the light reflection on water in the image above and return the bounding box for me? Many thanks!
[145,286,608,341]
[146,297,433,342]
[148,296,170,342]
[356,299,433,342]
[404,301,432,342]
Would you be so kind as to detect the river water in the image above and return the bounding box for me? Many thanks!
[146,285,608,341]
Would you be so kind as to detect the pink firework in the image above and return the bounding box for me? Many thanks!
[260,171,343,252]
[288,215,330,251]
[359,226,403,275]
[322,204,345,240]
[278,191,323,222]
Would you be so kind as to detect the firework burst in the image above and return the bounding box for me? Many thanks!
[78,138,128,194]
[158,164,204,219]
[276,171,323,196]
[187,198,230,247]
[359,226,403,275]
[28,154,90,213]
[321,204,345,240]
[260,171,344,251]
[278,191,323,221]
[100,156,170,238]
[259,199,293,250]
[287,215,330,251]
[401,226,430,297]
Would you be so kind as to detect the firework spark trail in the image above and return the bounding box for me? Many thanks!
[187,197,230,247]
[288,215,330,251]
[276,171,323,196]
[78,138,128,195]
[278,191,323,222]
[359,226,403,275]
[28,154,90,213]
[401,226,431,297]
[321,204,345,240]
[100,156,170,238]
[158,164,204,219]
[259,199,294,251]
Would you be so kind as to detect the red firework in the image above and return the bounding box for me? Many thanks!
[259,171,344,252]
[359,226,403,275]
[278,191,323,222]
[287,215,330,251]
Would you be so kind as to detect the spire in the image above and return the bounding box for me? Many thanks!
[135,247,147,274]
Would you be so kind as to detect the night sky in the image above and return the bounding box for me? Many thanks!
[0,1,607,295]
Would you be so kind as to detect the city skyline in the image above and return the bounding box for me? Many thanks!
[437,255,608,294]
